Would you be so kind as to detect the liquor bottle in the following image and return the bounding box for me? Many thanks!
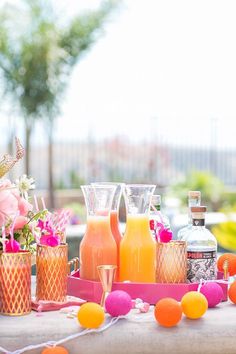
[150,195,171,241]
[185,206,217,283]
[177,191,201,240]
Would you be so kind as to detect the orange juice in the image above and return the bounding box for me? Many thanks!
[80,216,117,281]
[120,214,156,283]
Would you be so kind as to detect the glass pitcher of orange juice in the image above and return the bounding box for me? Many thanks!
[120,184,156,283]
[80,185,117,281]
[92,182,124,279]
[91,182,124,246]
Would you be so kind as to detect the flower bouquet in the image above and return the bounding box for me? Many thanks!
[0,138,71,314]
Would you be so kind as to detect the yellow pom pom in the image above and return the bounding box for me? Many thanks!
[181,291,208,319]
[77,302,105,329]
[41,346,68,354]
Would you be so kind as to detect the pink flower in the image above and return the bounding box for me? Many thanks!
[149,219,157,231]
[40,235,60,247]
[17,197,32,216]
[0,179,33,227]
[159,229,173,243]
[5,239,21,252]
[0,179,19,226]
[14,216,28,230]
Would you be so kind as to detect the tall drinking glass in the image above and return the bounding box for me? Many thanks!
[80,185,117,281]
[120,184,156,283]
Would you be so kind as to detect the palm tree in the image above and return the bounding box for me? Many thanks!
[0,0,118,208]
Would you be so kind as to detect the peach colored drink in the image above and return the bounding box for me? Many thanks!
[110,210,122,279]
[0,251,31,316]
[36,244,68,302]
[80,216,117,281]
[110,211,122,246]
[120,214,156,283]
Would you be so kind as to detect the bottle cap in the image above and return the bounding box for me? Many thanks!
[152,195,161,206]
[190,206,207,212]
[188,191,201,199]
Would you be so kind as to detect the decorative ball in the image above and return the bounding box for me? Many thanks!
[217,253,236,276]
[77,302,105,329]
[154,298,182,327]
[105,290,132,317]
[181,291,208,319]
[228,280,236,304]
[5,239,20,253]
[200,282,223,308]
[41,347,68,354]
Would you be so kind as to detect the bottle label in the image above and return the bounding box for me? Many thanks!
[192,219,205,226]
[187,251,217,283]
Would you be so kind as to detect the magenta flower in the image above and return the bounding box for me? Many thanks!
[159,229,173,243]
[5,239,21,253]
[40,234,60,247]
[37,218,60,247]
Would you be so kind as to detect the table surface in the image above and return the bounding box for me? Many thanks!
[1,293,236,354]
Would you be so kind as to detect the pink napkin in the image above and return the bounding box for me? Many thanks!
[31,296,86,312]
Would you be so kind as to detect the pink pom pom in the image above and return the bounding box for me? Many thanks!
[159,229,172,243]
[200,282,223,308]
[105,290,132,317]
[5,239,20,253]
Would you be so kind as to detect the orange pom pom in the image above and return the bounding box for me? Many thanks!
[77,302,105,329]
[154,298,182,327]
[228,281,236,304]
[217,253,236,276]
[41,347,68,354]
[181,291,208,319]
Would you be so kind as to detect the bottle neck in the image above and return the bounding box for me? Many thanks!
[188,197,201,225]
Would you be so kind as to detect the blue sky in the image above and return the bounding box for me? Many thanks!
[1,0,236,148]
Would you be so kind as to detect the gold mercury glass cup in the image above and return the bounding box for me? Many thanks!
[0,251,31,316]
[156,241,187,283]
[36,243,68,302]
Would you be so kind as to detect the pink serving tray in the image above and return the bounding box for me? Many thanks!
[67,270,228,305]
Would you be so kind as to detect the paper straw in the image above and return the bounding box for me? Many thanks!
[41,197,46,210]
[54,209,70,232]
[2,225,6,253]
[34,195,39,212]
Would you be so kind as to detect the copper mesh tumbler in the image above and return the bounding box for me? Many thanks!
[0,251,31,316]
[156,241,187,283]
[36,244,68,302]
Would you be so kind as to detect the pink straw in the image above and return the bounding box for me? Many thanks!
[54,209,71,233]
[34,195,39,212]
[2,225,6,253]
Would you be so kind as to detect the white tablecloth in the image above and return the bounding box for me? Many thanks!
[1,297,236,354]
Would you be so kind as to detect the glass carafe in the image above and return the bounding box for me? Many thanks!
[80,185,117,281]
[91,182,124,245]
[120,184,156,283]
[92,182,124,279]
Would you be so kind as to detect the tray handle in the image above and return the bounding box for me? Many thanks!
[68,257,80,275]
